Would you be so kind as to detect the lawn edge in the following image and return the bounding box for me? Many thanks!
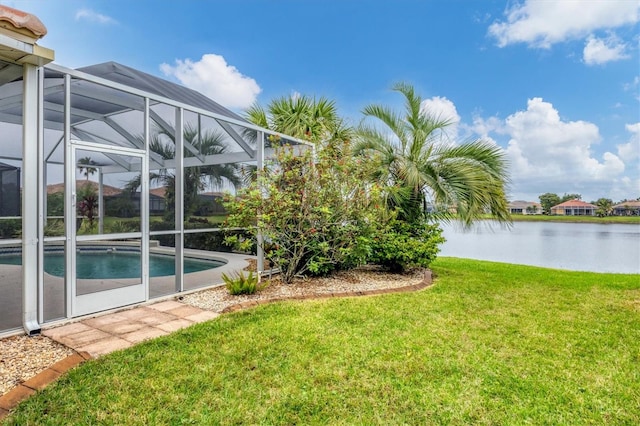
[0,351,92,420]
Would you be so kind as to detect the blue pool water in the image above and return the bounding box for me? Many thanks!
[0,251,224,279]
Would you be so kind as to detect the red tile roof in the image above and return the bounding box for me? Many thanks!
[0,5,47,39]
[47,181,123,197]
[613,200,640,208]
[149,187,167,198]
[551,199,597,209]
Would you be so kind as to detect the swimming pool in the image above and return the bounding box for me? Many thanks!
[0,251,225,279]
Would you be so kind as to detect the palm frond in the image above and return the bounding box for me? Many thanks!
[357,82,511,225]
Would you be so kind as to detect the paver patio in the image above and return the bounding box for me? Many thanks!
[42,300,219,357]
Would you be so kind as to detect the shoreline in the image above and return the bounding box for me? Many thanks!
[500,215,640,225]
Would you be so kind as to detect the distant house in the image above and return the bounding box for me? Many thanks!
[550,199,597,216]
[612,200,640,216]
[47,180,123,197]
[105,188,167,217]
[148,187,167,214]
[196,192,226,215]
[47,182,168,217]
[508,200,542,215]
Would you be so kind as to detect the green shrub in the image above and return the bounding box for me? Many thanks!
[369,216,445,273]
[106,220,140,234]
[44,219,65,236]
[224,140,383,283]
[222,271,268,295]
[0,219,21,239]
[104,196,137,218]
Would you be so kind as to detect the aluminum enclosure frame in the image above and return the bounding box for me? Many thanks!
[0,60,312,336]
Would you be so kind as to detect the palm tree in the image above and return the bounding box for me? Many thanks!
[594,198,613,217]
[126,124,241,220]
[354,82,510,226]
[77,156,97,181]
[245,94,352,145]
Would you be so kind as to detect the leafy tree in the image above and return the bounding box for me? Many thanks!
[539,193,561,214]
[354,82,510,226]
[594,198,613,217]
[126,125,241,222]
[239,89,447,277]
[245,94,352,145]
[47,192,64,216]
[561,193,582,202]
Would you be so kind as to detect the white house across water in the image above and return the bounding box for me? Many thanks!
[0,6,308,336]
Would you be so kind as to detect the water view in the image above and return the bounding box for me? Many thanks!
[440,221,640,274]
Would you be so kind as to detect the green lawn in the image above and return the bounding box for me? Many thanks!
[6,259,640,425]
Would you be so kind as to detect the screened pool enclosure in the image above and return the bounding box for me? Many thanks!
[0,9,309,335]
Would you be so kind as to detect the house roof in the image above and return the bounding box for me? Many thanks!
[76,62,246,123]
[47,181,123,197]
[551,199,597,209]
[613,200,640,208]
[149,187,167,198]
[0,5,47,39]
[508,200,540,208]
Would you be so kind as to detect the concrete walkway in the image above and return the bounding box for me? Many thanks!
[42,300,219,357]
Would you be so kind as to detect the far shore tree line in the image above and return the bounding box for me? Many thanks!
[537,193,640,217]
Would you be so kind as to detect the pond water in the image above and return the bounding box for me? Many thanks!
[439,221,640,274]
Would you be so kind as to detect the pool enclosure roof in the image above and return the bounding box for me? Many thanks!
[0,59,309,175]
[77,61,246,123]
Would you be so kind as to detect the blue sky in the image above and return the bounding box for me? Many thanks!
[10,0,640,202]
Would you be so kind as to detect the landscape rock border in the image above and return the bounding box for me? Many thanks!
[0,351,92,419]
[221,269,433,313]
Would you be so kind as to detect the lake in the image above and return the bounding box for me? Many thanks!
[439,221,640,274]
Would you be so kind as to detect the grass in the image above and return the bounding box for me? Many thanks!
[5,258,640,425]
[101,215,228,226]
[504,214,640,224]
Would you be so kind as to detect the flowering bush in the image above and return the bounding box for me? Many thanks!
[224,140,383,284]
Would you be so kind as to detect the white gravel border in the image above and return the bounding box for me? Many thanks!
[0,335,74,395]
[181,265,425,313]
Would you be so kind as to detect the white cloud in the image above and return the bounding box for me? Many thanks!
[75,9,117,25]
[476,97,629,200]
[623,76,640,102]
[470,115,503,135]
[420,96,460,123]
[617,123,640,163]
[420,96,460,140]
[624,76,640,91]
[160,54,261,110]
[488,0,639,48]
[583,34,630,65]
